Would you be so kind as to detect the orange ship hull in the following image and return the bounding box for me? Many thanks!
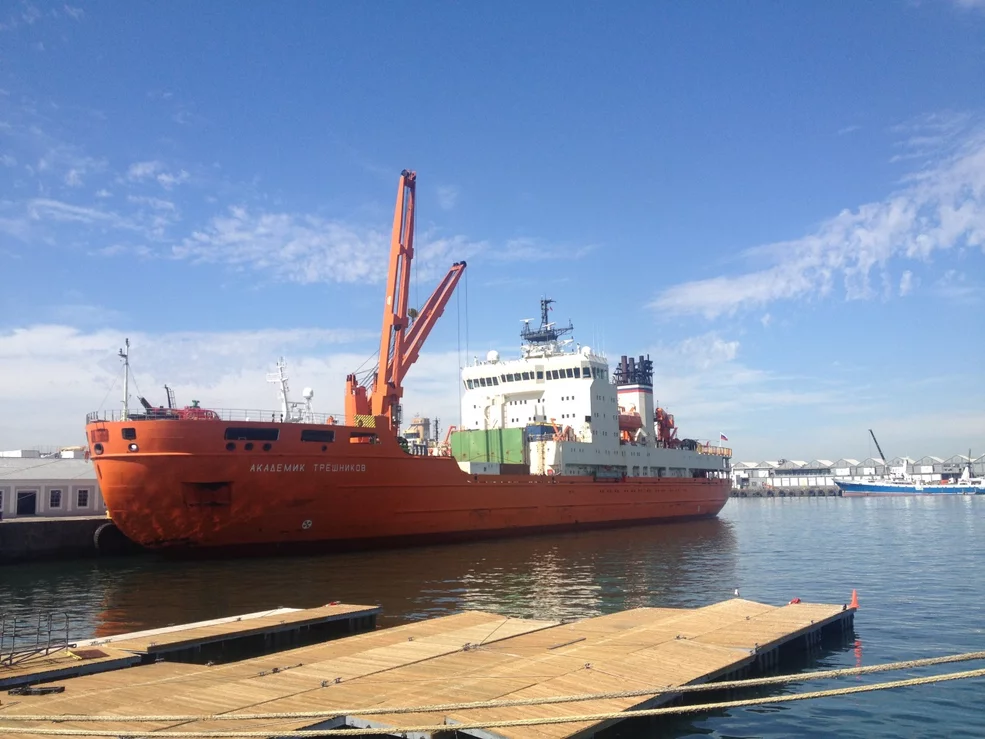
[87,419,730,554]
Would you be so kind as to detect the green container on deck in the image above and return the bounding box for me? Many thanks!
[450,428,527,463]
[496,428,526,464]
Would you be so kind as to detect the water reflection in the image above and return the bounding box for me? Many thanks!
[1,518,738,639]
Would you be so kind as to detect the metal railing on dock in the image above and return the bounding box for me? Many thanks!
[0,612,73,667]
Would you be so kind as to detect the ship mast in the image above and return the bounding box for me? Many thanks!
[520,297,573,358]
[119,338,130,421]
[266,358,291,421]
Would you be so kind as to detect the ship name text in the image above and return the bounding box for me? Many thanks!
[247,463,368,473]
[250,463,306,473]
[313,463,367,473]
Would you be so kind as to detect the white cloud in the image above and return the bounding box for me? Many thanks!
[889,111,971,164]
[94,188,112,198]
[126,160,162,180]
[21,4,42,26]
[91,244,154,258]
[8,197,177,244]
[490,237,594,262]
[173,206,484,285]
[651,124,985,318]
[34,145,105,185]
[63,5,84,20]
[952,0,985,9]
[760,312,772,327]
[436,185,459,210]
[899,270,914,296]
[156,169,189,189]
[0,324,457,449]
[126,160,189,190]
[127,195,175,211]
[929,269,981,305]
[0,153,15,167]
[27,198,121,225]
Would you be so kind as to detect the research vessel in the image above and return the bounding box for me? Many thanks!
[84,170,732,554]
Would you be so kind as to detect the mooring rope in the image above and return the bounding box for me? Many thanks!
[1,667,984,737]
[2,649,983,724]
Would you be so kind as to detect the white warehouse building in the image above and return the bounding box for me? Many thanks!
[0,450,105,519]
[732,452,985,492]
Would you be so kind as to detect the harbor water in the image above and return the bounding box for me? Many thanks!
[2,496,983,737]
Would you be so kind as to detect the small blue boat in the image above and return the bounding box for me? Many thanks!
[835,477,985,496]
[835,430,983,496]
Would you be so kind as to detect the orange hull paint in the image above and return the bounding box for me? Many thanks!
[87,419,730,553]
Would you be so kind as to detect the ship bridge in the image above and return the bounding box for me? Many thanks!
[456,299,730,480]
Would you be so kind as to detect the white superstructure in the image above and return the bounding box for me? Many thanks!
[459,299,730,479]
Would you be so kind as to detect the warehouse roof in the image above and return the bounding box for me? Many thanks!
[0,457,96,481]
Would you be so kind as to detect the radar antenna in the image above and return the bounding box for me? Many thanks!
[520,298,573,345]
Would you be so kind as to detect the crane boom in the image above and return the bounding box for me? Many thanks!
[395,260,467,381]
[868,429,887,462]
[344,170,467,432]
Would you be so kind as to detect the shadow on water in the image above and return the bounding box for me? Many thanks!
[1,517,738,639]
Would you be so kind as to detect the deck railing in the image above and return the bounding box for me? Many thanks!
[697,443,732,457]
[86,408,345,425]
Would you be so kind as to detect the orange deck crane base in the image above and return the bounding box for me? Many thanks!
[344,170,466,430]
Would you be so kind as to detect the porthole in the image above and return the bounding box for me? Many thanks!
[245,442,254,451]
[262,443,272,451]
[127,443,139,453]
[226,442,236,451]
[93,443,104,455]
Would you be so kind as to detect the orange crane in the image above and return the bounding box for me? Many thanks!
[344,170,467,431]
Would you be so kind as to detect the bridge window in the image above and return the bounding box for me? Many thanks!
[466,379,474,389]
[224,427,280,441]
[582,367,590,378]
[122,427,136,440]
[536,371,544,380]
[301,429,335,443]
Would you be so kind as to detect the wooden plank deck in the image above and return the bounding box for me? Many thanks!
[0,599,854,739]
[1,603,378,690]
[102,603,379,655]
[0,646,141,690]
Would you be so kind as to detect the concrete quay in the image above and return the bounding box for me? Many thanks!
[731,486,842,498]
[0,516,139,565]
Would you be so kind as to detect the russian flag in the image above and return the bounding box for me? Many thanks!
[720,433,729,442]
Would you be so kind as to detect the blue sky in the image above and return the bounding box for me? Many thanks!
[1,1,983,459]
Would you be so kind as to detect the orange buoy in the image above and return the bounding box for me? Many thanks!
[849,589,859,609]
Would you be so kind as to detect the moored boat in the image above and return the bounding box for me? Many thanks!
[834,430,984,496]
[835,474,985,497]
[84,170,732,555]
